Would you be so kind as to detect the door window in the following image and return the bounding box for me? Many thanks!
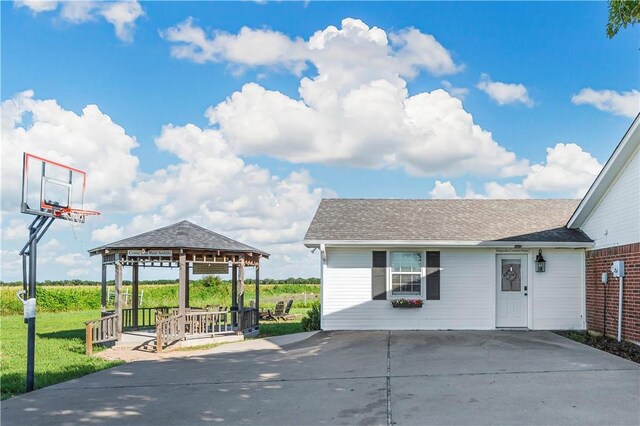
[501,259,521,291]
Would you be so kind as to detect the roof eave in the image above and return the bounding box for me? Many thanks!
[303,239,594,249]
[88,246,270,258]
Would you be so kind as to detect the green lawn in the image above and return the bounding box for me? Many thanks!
[2,308,311,400]
[1,311,123,400]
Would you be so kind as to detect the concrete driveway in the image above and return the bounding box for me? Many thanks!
[2,331,639,425]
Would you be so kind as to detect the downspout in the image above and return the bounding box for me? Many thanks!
[617,276,623,342]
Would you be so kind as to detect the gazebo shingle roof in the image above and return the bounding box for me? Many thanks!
[304,199,591,243]
[89,220,269,257]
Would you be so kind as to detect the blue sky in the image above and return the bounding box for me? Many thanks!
[1,1,638,281]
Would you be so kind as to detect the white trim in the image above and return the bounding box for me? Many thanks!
[319,244,327,330]
[528,249,534,329]
[491,252,497,329]
[581,250,586,330]
[568,114,640,228]
[387,250,424,298]
[304,240,593,249]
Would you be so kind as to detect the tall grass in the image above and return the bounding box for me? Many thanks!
[1,283,320,315]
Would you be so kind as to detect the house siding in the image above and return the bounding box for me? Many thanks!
[322,247,585,331]
[531,249,585,330]
[581,146,640,250]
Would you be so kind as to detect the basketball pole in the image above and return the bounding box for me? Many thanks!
[20,215,54,393]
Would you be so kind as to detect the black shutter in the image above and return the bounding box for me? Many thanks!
[372,251,387,300]
[426,251,440,300]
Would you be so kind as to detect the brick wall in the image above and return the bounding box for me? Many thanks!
[585,242,640,342]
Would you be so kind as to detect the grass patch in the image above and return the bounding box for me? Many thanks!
[258,308,307,337]
[554,330,640,363]
[1,311,123,400]
[260,321,305,337]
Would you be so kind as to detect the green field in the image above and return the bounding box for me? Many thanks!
[1,283,320,315]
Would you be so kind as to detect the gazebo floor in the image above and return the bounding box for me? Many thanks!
[115,328,244,352]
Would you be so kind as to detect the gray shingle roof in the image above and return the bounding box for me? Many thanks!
[89,220,269,256]
[304,199,591,243]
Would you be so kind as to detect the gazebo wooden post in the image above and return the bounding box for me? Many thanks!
[114,260,123,339]
[178,253,187,339]
[238,256,245,332]
[255,263,260,327]
[100,261,107,314]
[132,263,139,328]
[185,263,190,308]
[231,264,238,329]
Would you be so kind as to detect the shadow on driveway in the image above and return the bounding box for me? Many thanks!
[2,331,638,425]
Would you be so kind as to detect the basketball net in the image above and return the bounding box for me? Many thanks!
[52,207,100,243]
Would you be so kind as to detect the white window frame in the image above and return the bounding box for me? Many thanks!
[388,250,425,298]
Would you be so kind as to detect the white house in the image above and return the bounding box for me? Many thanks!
[304,199,593,331]
[568,114,640,342]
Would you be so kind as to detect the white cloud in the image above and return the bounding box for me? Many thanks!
[523,143,602,197]
[431,143,602,200]
[432,180,529,199]
[469,182,529,199]
[91,224,124,243]
[476,74,534,107]
[41,238,63,250]
[571,88,640,118]
[161,18,308,73]
[162,19,528,178]
[14,0,57,13]
[1,91,330,280]
[1,249,22,279]
[99,1,144,42]
[390,28,463,76]
[430,180,460,199]
[209,82,528,177]
[441,80,469,99]
[1,219,28,240]
[128,123,329,248]
[67,268,90,277]
[162,17,462,78]
[14,0,144,42]
[1,90,140,213]
[56,252,91,267]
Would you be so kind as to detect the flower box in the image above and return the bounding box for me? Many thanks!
[391,299,423,308]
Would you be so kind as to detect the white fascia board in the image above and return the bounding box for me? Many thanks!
[303,240,593,248]
[568,114,640,228]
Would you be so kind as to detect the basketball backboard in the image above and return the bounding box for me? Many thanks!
[21,153,98,223]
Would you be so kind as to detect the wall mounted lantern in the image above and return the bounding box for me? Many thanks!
[535,249,546,272]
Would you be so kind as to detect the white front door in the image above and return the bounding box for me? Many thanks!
[496,255,528,328]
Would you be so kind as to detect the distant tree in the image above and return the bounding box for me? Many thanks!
[607,0,640,38]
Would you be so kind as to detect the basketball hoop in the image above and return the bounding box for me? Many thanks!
[21,153,101,222]
[19,152,101,393]
[52,207,100,224]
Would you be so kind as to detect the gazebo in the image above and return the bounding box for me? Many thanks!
[85,220,269,353]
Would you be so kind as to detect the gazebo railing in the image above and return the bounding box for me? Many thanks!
[156,314,184,353]
[185,311,229,335]
[122,306,171,329]
[85,314,118,356]
[240,308,259,332]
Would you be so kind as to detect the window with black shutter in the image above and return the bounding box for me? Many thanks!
[372,251,387,300]
[426,251,440,300]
